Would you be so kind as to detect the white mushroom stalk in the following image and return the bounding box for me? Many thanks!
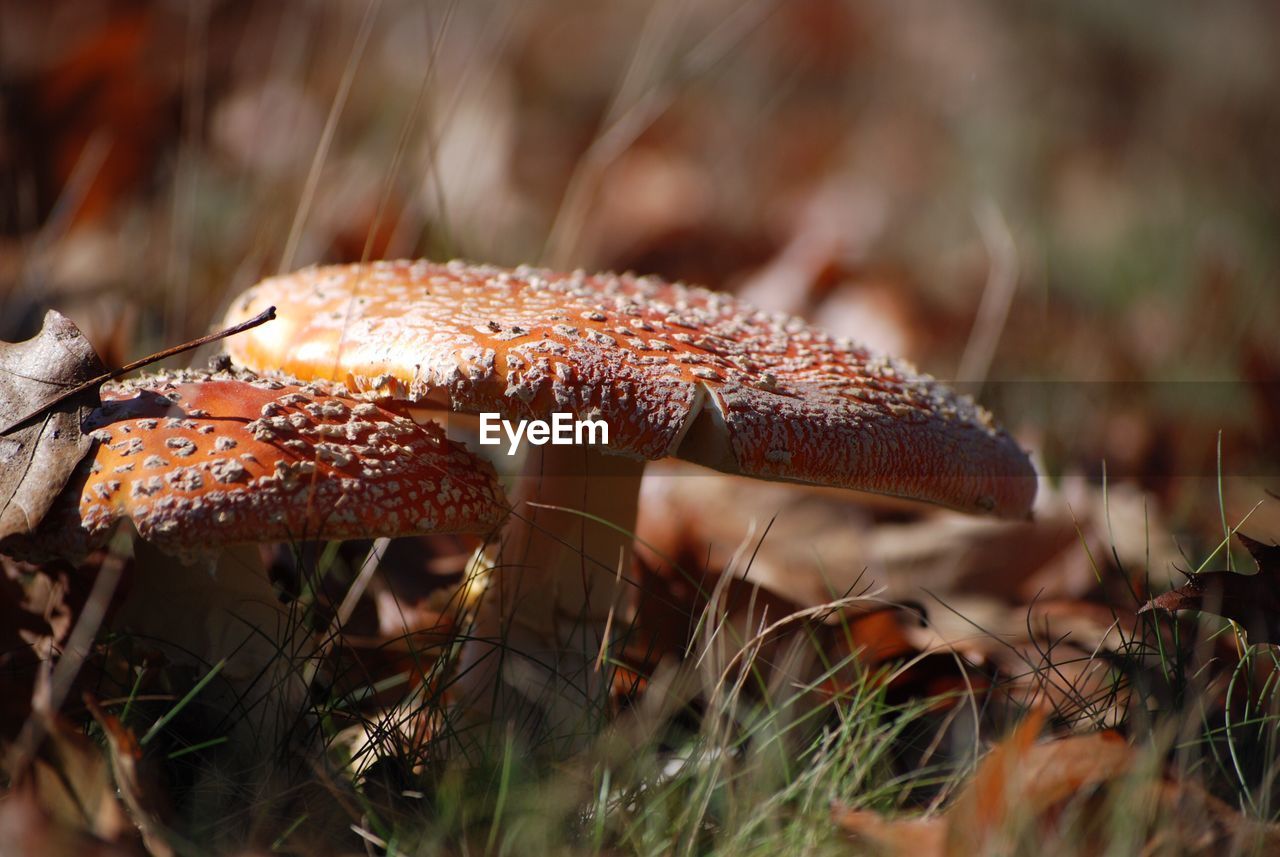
[455,444,644,741]
[219,259,1038,745]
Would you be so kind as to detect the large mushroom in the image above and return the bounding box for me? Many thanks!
[219,259,1037,743]
[3,366,507,743]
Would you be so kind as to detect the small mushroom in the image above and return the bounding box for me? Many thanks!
[220,260,1037,743]
[5,367,506,744]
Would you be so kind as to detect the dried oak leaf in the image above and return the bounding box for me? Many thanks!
[1139,534,1280,644]
[0,311,107,543]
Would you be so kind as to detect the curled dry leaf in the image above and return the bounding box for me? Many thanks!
[1140,533,1280,644]
[0,311,107,543]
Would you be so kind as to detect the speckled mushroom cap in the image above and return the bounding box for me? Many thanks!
[24,368,507,560]
[221,260,1036,518]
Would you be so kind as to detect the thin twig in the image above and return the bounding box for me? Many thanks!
[1,306,276,434]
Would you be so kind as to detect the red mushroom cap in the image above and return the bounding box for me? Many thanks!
[221,260,1036,518]
[26,368,507,560]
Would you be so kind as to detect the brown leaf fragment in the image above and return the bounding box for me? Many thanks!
[1,554,73,740]
[1239,532,1280,572]
[1139,533,1280,643]
[0,312,107,543]
[836,723,1134,856]
[835,718,1280,855]
[0,789,145,857]
[84,695,174,857]
[832,806,945,856]
[3,711,135,848]
[947,725,1133,854]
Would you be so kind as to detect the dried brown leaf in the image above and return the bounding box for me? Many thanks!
[4,712,135,848]
[0,311,106,543]
[1,563,41,737]
[833,719,1280,855]
[1,554,75,739]
[835,720,1135,857]
[0,788,144,857]
[1140,533,1280,643]
[947,724,1132,854]
[0,305,275,553]
[832,806,945,856]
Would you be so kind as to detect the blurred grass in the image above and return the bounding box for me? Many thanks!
[3,1,1277,509]
[3,1,1280,853]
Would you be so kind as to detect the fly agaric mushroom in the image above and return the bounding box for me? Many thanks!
[3,366,506,742]
[219,260,1037,742]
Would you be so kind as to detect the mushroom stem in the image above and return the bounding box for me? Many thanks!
[457,444,644,747]
[112,541,309,749]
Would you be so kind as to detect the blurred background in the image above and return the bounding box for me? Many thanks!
[1,0,1278,571]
